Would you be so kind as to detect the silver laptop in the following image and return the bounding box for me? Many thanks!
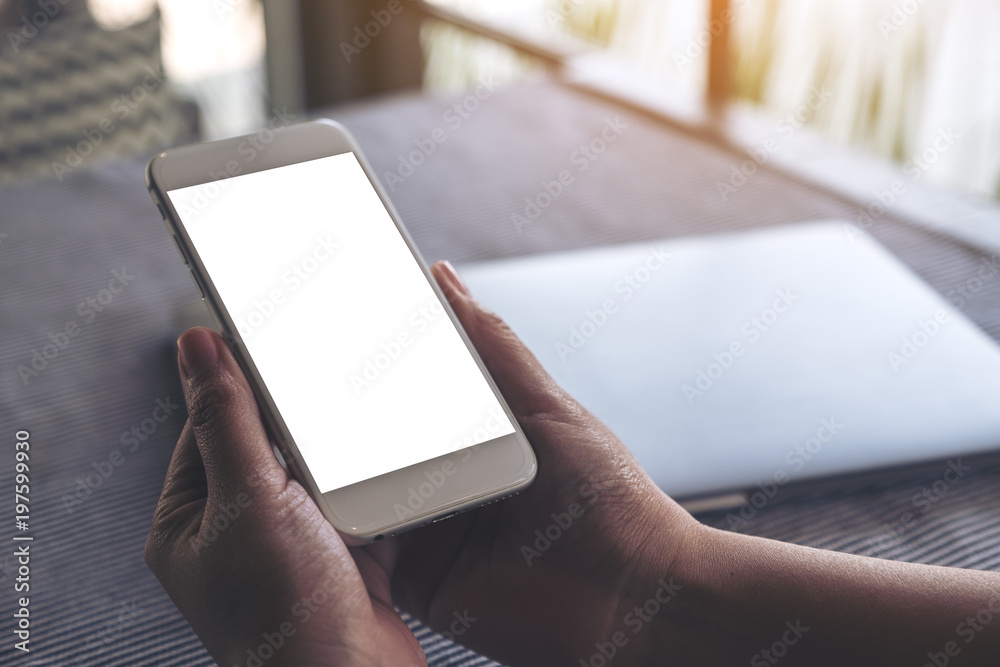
[459,222,1000,503]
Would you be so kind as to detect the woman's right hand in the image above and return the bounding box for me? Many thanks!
[388,262,701,666]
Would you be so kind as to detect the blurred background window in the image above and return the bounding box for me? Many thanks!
[421,0,1000,199]
[3,0,997,200]
[89,0,267,138]
[0,0,265,184]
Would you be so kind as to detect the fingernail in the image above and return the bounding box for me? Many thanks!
[439,260,469,296]
[178,327,219,378]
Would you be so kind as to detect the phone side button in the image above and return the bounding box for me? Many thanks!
[170,234,189,265]
[186,266,205,298]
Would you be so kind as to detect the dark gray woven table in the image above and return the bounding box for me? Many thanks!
[2,81,999,666]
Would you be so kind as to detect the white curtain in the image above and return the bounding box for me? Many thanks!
[424,0,1000,197]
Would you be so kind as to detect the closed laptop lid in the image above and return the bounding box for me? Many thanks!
[460,222,1000,499]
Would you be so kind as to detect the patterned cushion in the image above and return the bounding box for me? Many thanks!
[0,4,196,184]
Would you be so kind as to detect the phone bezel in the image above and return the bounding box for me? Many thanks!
[147,119,537,544]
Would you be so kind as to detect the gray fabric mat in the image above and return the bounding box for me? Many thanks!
[1,81,998,666]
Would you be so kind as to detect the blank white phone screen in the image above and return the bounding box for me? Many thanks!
[167,153,514,492]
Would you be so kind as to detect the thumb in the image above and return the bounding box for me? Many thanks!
[430,261,581,423]
[177,327,288,505]
[429,261,654,495]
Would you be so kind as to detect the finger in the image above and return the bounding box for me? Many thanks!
[146,419,207,575]
[430,261,649,491]
[431,261,578,421]
[176,327,288,508]
[152,419,207,524]
[353,539,400,607]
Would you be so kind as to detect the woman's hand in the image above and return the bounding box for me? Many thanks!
[145,260,1000,667]
[391,262,701,666]
[144,261,698,667]
[144,325,426,667]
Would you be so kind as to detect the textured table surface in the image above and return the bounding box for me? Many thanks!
[1,81,999,666]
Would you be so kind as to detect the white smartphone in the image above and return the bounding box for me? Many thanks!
[146,119,536,544]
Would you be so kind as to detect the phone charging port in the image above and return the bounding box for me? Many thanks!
[432,511,460,524]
